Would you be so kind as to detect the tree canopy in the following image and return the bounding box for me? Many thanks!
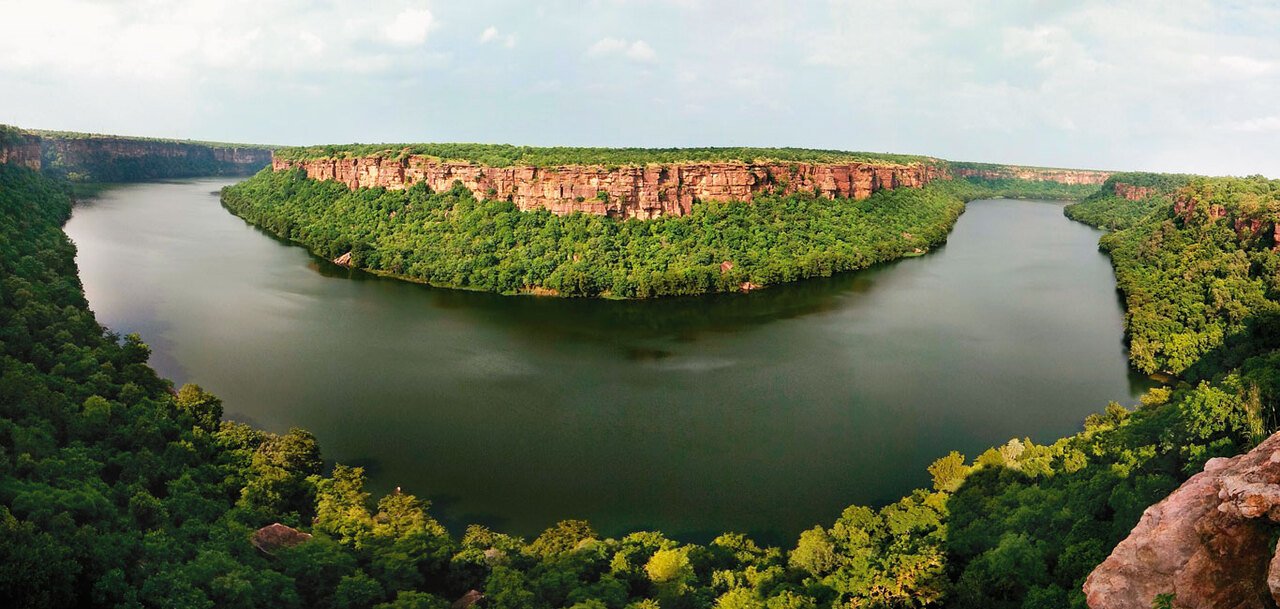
[3,161,1279,608]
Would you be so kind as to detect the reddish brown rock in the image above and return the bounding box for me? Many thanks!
[252,522,312,555]
[0,132,41,170]
[272,155,947,219]
[1269,540,1280,605]
[953,165,1112,186]
[333,252,353,267]
[452,589,485,609]
[1083,433,1280,609]
[1173,194,1228,222]
[1236,217,1265,236]
[1113,182,1157,201]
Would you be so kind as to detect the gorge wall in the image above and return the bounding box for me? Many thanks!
[0,130,42,171]
[271,155,947,219]
[954,163,1113,186]
[1112,182,1158,201]
[42,135,272,182]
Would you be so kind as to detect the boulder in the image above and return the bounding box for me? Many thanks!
[1083,433,1280,608]
[451,589,485,609]
[251,522,312,555]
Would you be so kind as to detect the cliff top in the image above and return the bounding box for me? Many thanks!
[272,143,938,168]
[32,128,277,150]
[0,124,32,147]
[949,160,1114,174]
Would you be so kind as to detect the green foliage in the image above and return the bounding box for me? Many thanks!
[30,128,274,150]
[0,124,28,148]
[272,143,933,167]
[221,168,966,297]
[1061,173,1195,231]
[1062,194,1163,230]
[950,176,1099,201]
[6,155,1280,609]
[1098,176,1280,375]
[38,133,271,182]
[1104,172,1196,192]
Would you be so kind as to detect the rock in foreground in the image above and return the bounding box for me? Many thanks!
[1084,432,1280,608]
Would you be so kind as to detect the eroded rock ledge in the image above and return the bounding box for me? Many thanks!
[0,132,41,171]
[271,155,946,219]
[953,164,1112,186]
[1084,432,1280,609]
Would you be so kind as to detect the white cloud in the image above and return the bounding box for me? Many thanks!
[1227,116,1280,133]
[478,25,516,48]
[1219,55,1273,77]
[383,7,434,47]
[589,37,628,56]
[626,40,656,61]
[2,0,1279,176]
[587,37,657,62]
[0,0,443,80]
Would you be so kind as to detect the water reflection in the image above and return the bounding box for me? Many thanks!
[68,180,1146,542]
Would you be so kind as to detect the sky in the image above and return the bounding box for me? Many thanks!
[1,0,1278,176]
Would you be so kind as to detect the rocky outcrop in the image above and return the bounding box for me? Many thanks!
[954,164,1112,186]
[42,136,271,181]
[251,522,312,555]
[0,131,41,171]
[1173,193,1229,222]
[1112,182,1158,201]
[272,155,946,219]
[452,590,485,609]
[1083,432,1280,609]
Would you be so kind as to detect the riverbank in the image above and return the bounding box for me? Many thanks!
[221,168,967,298]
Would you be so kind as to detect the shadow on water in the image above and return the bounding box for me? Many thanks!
[299,236,933,344]
[73,186,1152,543]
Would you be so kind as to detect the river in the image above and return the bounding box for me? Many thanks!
[64,178,1147,543]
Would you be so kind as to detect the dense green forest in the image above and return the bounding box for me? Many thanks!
[1063,173,1195,230]
[39,140,270,183]
[222,169,966,298]
[4,159,1280,608]
[0,124,29,148]
[0,126,274,183]
[272,144,933,167]
[31,129,274,150]
[952,176,1098,202]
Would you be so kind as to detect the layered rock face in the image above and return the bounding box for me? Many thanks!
[43,137,271,181]
[272,155,946,219]
[1083,432,1280,609]
[0,133,41,170]
[1112,182,1158,201]
[954,164,1112,186]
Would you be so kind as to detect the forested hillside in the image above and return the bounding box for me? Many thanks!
[4,160,1280,608]
[1063,173,1194,230]
[222,169,966,297]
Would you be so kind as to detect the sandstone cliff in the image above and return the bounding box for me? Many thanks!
[272,155,946,219]
[0,129,41,171]
[1084,432,1280,609]
[42,135,271,182]
[1112,182,1158,201]
[954,164,1112,186]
